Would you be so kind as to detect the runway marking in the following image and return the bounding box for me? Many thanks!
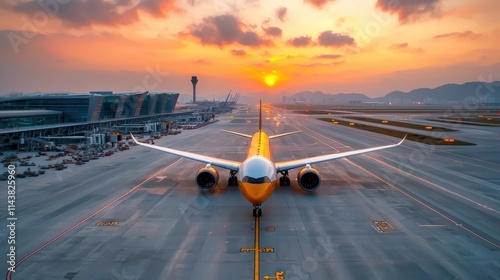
[265,226,276,232]
[254,214,261,280]
[95,221,119,226]
[372,221,397,233]
[240,215,279,280]
[263,271,285,280]
[6,158,183,280]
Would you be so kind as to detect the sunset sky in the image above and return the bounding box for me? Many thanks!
[0,0,499,99]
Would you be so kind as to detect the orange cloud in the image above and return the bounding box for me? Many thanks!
[275,7,287,22]
[0,0,179,27]
[389,42,424,54]
[433,30,480,40]
[288,36,313,47]
[263,27,282,37]
[376,0,440,23]
[317,30,355,47]
[231,49,247,57]
[314,54,342,59]
[304,0,337,8]
[184,14,271,48]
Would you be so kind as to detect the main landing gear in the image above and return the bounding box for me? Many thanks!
[253,204,262,217]
[228,170,238,186]
[279,170,291,186]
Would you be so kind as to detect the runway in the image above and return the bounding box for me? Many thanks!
[1,106,499,279]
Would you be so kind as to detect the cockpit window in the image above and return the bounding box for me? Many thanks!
[242,176,271,184]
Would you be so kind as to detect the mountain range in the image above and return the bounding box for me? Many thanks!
[290,81,500,105]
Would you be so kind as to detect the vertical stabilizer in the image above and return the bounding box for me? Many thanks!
[259,99,262,131]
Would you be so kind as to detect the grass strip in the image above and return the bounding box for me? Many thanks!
[343,116,456,132]
[317,118,475,146]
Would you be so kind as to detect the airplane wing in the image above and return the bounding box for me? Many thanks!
[220,129,253,138]
[269,131,301,139]
[130,134,241,171]
[221,129,301,139]
[275,136,406,172]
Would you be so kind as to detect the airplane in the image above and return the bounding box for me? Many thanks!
[293,97,306,104]
[131,101,406,217]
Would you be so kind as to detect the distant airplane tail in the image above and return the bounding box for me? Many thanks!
[221,99,301,138]
[259,99,262,131]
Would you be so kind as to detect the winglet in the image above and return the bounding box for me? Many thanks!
[130,133,139,144]
[259,99,262,131]
[220,129,253,138]
[397,134,407,146]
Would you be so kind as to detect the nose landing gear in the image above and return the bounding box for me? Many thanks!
[253,204,262,217]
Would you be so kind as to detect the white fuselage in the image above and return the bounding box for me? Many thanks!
[236,131,278,205]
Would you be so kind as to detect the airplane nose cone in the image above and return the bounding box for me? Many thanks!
[238,181,276,205]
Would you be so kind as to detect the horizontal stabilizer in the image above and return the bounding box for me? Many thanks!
[220,129,253,138]
[269,131,301,139]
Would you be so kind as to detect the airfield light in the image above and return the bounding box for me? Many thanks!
[425,126,433,130]
[382,120,389,124]
[349,122,355,126]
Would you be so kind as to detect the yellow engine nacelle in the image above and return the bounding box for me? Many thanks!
[297,166,321,191]
[195,166,219,191]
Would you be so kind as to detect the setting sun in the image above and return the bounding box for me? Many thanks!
[263,71,279,87]
[264,75,277,87]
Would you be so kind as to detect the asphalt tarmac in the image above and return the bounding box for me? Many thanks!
[1,105,499,279]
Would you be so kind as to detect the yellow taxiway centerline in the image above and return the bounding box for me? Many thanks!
[254,214,260,280]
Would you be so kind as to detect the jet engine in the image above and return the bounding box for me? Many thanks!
[195,166,219,191]
[297,166,321,191]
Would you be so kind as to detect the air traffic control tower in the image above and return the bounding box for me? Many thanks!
[191,76,198,103]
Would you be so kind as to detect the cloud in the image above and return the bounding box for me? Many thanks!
[317,30,355,47]
[263,27,282,37]
[136,0,178,18]
[293,61,344,67]
[239,31,263,46]
[266,54,298,63]
[304,0,336,8]
[194,59,210,65]
[0,0,178,27]
[390,42,409,49]
[315,54,342,59]
[434,30,481,40]
[375,0,440,23]
[185,14,270,48]
[231,49,247,56]
[389,42,424,54]
[276,7,287,21]
[288,36,313,47]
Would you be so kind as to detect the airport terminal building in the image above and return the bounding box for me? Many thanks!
[0,92,185,149]
[0,91,179,128]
